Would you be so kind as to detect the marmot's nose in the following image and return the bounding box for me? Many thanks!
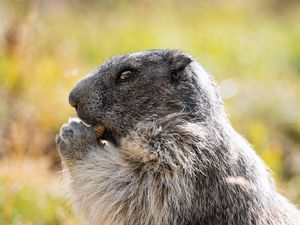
[69,88,80,109]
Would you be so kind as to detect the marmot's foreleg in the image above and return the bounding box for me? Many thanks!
[56,118,102,165]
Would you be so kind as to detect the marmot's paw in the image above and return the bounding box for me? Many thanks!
[56,118,98,161]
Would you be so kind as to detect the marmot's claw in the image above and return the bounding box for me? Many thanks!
[61,128,74,139]
[56,135,67,151]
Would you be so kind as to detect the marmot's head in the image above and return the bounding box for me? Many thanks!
[69,50,222,143]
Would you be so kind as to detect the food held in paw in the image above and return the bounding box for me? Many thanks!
[93,125,105,139]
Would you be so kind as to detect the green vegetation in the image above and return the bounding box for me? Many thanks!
[0,0,300,224]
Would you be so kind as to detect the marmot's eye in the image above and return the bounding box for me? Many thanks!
[117,70,135,82]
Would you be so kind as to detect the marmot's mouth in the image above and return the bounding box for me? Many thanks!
[93,125,117,145]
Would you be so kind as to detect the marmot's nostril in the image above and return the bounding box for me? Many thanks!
[69,90,79,109]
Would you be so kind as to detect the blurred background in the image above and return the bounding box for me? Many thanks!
[0,0,300,224]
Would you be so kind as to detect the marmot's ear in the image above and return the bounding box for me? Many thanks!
[167,52,192,82]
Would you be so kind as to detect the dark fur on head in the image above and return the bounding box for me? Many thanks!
[69,50,216,138]
[57,50,300,225]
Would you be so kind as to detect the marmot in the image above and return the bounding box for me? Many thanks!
[56,50,300,225]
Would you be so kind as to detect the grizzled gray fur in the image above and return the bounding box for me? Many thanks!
[56,50,300,225]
